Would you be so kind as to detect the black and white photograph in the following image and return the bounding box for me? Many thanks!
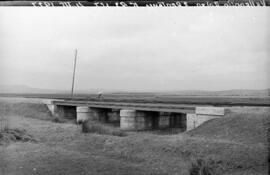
[0,2,269,175]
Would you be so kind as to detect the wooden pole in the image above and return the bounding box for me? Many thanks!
[71,49,77,97]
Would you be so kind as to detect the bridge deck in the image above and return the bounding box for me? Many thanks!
[52,100,196,113]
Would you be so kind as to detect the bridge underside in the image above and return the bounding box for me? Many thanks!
[44,100,225,131]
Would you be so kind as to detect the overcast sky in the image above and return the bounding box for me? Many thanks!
[0,8,269,91]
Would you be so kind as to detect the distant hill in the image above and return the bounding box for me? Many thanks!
[0,85,67,94]
[109,89,270,97]
[156,89,270,97]
[0,84,269,97]
[0,85,101,94]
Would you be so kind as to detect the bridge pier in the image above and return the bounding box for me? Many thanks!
[76,107,109,124]
[120,110,154,131]
[77,107,91,123]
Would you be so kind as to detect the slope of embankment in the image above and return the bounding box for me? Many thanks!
[187,108,270,145]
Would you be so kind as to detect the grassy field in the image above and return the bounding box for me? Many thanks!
[0,97,269,175]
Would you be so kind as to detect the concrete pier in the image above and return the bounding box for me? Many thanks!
[76,107,109,123]
[120,110,153,131]
[76,107,91,123]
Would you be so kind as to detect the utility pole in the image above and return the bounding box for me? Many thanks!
[71,49,77,98]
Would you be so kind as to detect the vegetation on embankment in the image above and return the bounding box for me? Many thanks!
[187,111,269,145]
[0,100,52,121]
[0,128,37,145]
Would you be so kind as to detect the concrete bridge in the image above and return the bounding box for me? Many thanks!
[43,99,225,131]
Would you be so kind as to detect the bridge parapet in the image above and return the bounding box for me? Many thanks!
[196,107,225,116]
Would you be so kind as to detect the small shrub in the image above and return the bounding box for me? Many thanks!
[53,116,65,123]
[0,102,52,121]
[189,157,223,175]
[111,130,127,137]
[0,128,37,145]
[82,120,127,137]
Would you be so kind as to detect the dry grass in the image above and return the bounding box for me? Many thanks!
[0,108,37,145]
[0,101,52,121]
[189,157,223,175]
[184,109,269,174]
[187,111,269,145]
[0,128,37,145]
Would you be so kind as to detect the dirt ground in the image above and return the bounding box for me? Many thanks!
[0,97,269,175]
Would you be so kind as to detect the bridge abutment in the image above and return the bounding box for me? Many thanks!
[186,107,225,131]
[43,99,76,119]
[43,99,58,116]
